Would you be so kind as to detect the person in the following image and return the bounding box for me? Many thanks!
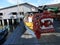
[28,13,33,22]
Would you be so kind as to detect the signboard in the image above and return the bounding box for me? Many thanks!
[31,7,35,11]
[33,12,55,39]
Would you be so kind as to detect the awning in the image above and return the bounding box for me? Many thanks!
[48,7,58,12]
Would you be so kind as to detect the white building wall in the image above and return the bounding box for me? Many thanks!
[0,4,38,19]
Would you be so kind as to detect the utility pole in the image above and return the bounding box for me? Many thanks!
[17,0,20,23]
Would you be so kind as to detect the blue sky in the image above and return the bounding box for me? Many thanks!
[0,0,60,8]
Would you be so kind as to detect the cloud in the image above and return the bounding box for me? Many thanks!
[0,6,4,9]
[53,0,60,4]
[46,0,60,4]
[7,0,24,5]
[7,0,60,6]
[38,0,60,6]
[7,0,38,6]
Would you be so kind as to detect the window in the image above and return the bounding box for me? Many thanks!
[12,12,17,15]
[20,12,21,15]
[20,12,24,15]
[22,12,24,15]
[0,13,3,15]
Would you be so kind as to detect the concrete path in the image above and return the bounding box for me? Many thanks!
[53,20,60,32]
[39,34,60,45]
[3,19,60,45]
[3,20,39,45]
